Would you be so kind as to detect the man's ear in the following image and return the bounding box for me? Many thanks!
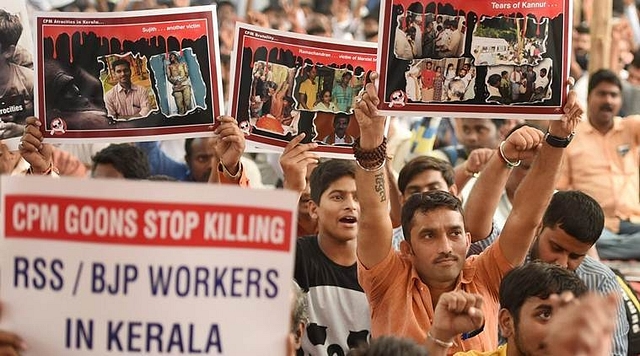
[399,240,413,256]
[309,200,319,220]
[1,44,16,60]
[449,183,459,197]
[498,309,515,338]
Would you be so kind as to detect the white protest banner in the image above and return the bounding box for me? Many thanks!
[0,176,298,355]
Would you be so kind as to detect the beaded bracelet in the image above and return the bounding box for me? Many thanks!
[353,137,387,171]
[498,141,521,168]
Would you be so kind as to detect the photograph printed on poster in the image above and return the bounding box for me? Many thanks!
[403,57,475,103]
[0,2,34,141]
[377,0,571,118]
[148,48,207,117]
[36,6,223,141]
[484,58,553,104]
[394,11,467,60]
[229,24,377,157]
[471,16,549,66]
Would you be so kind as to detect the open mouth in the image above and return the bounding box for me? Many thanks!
[339,216,358,224]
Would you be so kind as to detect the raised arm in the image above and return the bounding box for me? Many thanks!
[464,126,542,242]
[498,91,583,266]
[352,74,393,268]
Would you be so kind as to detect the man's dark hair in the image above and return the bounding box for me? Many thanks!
[499,261,587,324]
[398,156,454,194]
[0,9,22,52]
[588,69,622,94]
[575,21,590,34]
[488,73,502,87]
[309,159,355,205]
[401,190,463,242]
[542,190,604,245]
[347,336,428,356]
[184,138,195,160]
[91,144,150,179]
[333,113,351,126]
[111,58,131,71]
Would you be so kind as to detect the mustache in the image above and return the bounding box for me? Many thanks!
[599,104,614,111]
[434,252,458,263]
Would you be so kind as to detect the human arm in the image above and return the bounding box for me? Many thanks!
[426,291,484,356]
[464,127,542,243]
[497,90,583,266]
[213,116,248,186]
[138,88,151,117]
[279,133,319,193]
[19,117,55,175]
[353,73,394,268]
[386,160,403,228]
[452,147,493,191]
[135,141,189,179]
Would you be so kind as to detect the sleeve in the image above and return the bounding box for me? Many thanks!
[357,248,405,302]
[467,221,499,256]
[600,274,630,356]
[217,162,250,187]
[471,241,514,298]
[139,88,151,116]
[136,141,189,179]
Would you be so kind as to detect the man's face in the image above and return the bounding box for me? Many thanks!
[627,65,640,87]
[186,137,216,182]
[308,67,317,81]
[310,176,359,242]
[457,118,500,152]
[426,62,433,70]
[341,74,352,85]
[403,207,469,286]
[92,163,124,179]
[334,117,349,137]
[530,226,591,271]
[401,170,453,203]
[170,54,178,63]
[506,296,558,356]
[458,68,467,77]
[573,32,591,57]
[114,64,132,86]
[587,81,622,127]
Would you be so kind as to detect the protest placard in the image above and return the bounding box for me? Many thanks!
[377,0,571,119]
[229,24,378,158]
[0,0,34,146]
[34,6,224,142]
[0,176,298,355]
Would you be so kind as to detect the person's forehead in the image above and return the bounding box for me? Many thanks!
[407,169,447,186]
[321,176,356,195]
[591,82,621,94]
[190,138,215,154]
[460,118,494,128]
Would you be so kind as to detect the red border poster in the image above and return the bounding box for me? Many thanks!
[377,0,572,119]
[35,6,224,142]
[229,24,377,158]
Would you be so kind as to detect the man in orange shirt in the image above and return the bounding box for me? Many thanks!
[351,73,581,353]
[557,69,640,260]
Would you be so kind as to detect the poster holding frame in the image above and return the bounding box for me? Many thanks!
[34,6,224,143]
[377,0,572,119]
[229,24,378,158]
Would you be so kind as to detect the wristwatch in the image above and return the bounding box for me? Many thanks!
[545,131,575,148]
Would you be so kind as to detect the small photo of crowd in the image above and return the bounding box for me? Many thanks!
[248,61,298,136]
[405,57,475,102]
[394,11,467,61]
[293,64,365,114]
[99,53,158,122]
[485,58,553,104]
[471,16,549,66]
